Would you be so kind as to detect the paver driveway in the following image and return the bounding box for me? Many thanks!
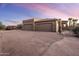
[0,30,79,56]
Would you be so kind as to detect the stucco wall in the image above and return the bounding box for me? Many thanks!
[35,20,57,32]
[22,24,33,30]
[22,18,68,32]
[35,23,52,32]
[22,19,34,31]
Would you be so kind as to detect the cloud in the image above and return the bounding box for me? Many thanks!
[0,3,7,8]
[15,4,71,20]
[2,3,79,25]
[2,19,22,26]
[47,3,79,19]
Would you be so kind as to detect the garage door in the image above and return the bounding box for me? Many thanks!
[35,23,52,32]
[23,24,33,31]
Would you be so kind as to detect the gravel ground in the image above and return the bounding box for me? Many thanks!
[0,30,62,56]
[0,30,79,56]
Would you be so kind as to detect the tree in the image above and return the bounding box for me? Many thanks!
[72,26,79,37]
[16,24,22,29]
[58,19,62,34]
[73,19,78,27]
[68,18,73,27]
[0,22,5,30]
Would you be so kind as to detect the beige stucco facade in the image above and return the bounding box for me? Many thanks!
[22,18,76,32]
[22,19,34,31]
[35,18,59,32]
[22,18,59,32]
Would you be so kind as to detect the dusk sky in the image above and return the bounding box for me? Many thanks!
[0,3,79,25]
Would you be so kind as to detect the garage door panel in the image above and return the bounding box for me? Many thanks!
[23,24,33,30]
[35,23,52,32]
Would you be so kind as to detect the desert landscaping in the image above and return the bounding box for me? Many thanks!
[0,30,79,56]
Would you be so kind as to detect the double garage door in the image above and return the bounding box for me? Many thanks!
[23,23,55,32]
[35,23,52,32]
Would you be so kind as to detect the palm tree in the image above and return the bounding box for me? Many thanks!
[73,19,78,27]
[68,18,73,27]
[68,18,73,30]
[58,19,62,34]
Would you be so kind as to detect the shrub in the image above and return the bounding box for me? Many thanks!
[16,24,22,29]
[72,26,79,37]
[0,22,5,30]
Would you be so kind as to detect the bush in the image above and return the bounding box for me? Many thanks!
[0,22,5,30]
[16,24,22,29]
[72,26,79,37]
[0,25,5,30]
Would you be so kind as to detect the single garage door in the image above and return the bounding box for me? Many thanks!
[35,23,52,32]
[23,24,33,31]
